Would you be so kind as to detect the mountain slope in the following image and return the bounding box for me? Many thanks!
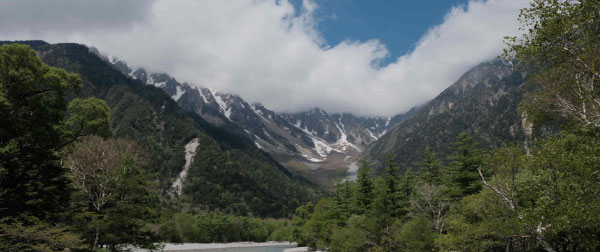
[366,61,529,171]
[98,54,413,185]
[6,41,316,217]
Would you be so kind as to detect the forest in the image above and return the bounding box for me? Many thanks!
[289,1,600,251]
[0,0,598,251]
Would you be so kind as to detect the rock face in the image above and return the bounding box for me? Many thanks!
[100,53,412,185]
[99,52,528,182]
[170,138,199,197]
[366,60,529,171]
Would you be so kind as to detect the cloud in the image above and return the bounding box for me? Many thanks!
[0,0,529,116]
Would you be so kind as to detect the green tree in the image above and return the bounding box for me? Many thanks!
[396,169,416,217]
[444,132,484,198]
[393,217,438,252]
[303,198,339,250]
[0,218,83,252]
[328,215,371,252]
[64,97,111,140]
[0,44,82,221]
[355,159,375,214]
[505,0,600,128]
[333,180,354,223]
[65,136,158,251]
[417,146,443,185]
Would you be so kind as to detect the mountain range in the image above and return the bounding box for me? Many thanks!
[3,40,532,216]
[99,49,529,179]
[4,40,318,217]
[97,50,415,185]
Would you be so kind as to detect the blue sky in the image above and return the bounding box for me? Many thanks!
[292,0,470,65]
[0,0,529,115]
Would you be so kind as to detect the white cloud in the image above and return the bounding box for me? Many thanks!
[0,0,529,116]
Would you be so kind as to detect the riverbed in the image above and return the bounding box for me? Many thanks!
[143,242,303,252]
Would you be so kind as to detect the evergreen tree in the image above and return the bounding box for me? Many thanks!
[333,180,354,223]
[396,169,416,217]
[444,132,484,198]
[417,146,443,185]
[373,155,402,220]
[354,159,374,214]
[0,44,81,221]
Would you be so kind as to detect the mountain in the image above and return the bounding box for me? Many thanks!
[96,51,413,185]
[4,40,316,217]
[366,60,530,171]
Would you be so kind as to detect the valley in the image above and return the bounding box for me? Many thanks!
[1,1,598,251]
[99,51,415,185]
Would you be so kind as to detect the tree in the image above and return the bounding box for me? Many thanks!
[393,217,437,252]
[355,159,374,214]
[372,155,402,224]
[505,0,600,128]
[417,146,443,185]
[0,44,82,221]
[333,180,354,223]
[410,183,450,235]
[65,136,158,250]
[303,198,339,250]
[444,132,484,198]
[0,218,83,252]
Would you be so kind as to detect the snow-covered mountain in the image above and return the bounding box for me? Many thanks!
[96,50,412,185]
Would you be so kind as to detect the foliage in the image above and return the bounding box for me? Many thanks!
[65,136,159,250]
[355,159,375,214]
[65,97,111,139]
[444,132,484,198]
[0,43,81,221]
[32,42,316,218]
[0,219,83,252]
[155,210,292,243]
[505,0,600,128]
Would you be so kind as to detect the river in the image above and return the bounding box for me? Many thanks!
[151,242,305,252]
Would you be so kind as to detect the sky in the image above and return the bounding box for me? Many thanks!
[291,0,471,65]
[0,0,530,116]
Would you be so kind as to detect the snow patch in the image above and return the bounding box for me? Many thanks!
[333,117,360,152]
[211,90,232,121]
[366,129,378,140]
[147,75,155,85]
[302,155,324,163]
[378,129,387,138]
[198,89,209,103]
[170,138,200,197]
[107,55,118,64]
[128,69,137,79]
[171,86,185,101]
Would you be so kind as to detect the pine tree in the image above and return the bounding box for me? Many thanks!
[333,180,354,223]
[444,132,484,198]
[396,169,416,217]
[417,146,443,185]
[0,44,82,221]
[355,159,374,214]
